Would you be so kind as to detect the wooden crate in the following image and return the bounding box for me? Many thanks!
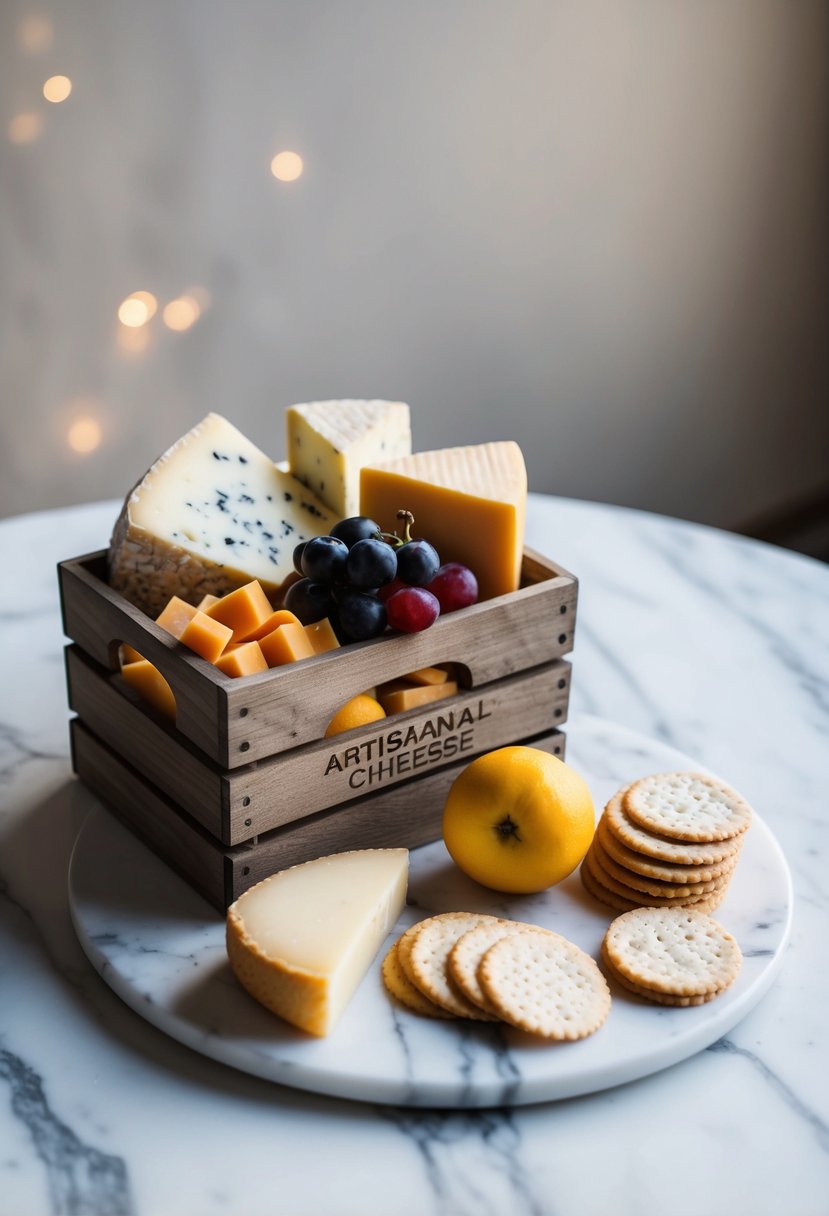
[59,547,578,910]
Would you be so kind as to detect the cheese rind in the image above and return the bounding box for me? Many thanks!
[286,400,411,518]
[226,849,409,1036]
[360,442,527,601]
[109,413,337,617]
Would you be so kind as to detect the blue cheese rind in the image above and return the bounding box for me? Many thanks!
[109,413,336,616]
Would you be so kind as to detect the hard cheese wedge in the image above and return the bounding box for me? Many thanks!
[360,441,527,601]
[109,413,336,616]
[226,849,409,1036]
[286,400,411,518]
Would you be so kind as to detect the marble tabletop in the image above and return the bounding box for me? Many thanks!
[1,495,827,1216]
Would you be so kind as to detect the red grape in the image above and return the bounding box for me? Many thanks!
[427,563,478,613]
[378,576,406,604]
[386,587,440,633]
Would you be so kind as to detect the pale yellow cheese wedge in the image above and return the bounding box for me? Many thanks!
[226,849,409,1036]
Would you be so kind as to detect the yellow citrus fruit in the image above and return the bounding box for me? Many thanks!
[324,693,387,737]
[442,746,595,893]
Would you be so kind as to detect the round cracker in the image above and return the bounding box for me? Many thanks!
[603,907,741,996]
[600,942,723,1006]
[382,939,456,1019]
[403,913,501,1021]
[604,792,743,863]
[449,920,560,1015]
[591,834,727,898]
[478,929,611,1041]
[584,848,716,908]
[580,855,644,911]
[624,772,752,843]
[596,817,739,884]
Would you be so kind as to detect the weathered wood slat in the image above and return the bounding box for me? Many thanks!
[67,645,572,845]
[71,720,566,912]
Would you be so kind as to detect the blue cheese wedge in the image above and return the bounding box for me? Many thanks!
[109,413,336,616]
[286,399,411,518]
[226,848,409,1036]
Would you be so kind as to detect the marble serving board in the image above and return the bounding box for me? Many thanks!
[67,714,792,1108]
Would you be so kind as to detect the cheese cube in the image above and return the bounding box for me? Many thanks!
[259,622,315,667]
[120,643,144,666]
[237,608,301,643]
[204,580,273,642]
[179,611,233,663]
[405,665,453,686]
[378,680,458,715]
[286,400,411,518]
[226,849,409,1035]
[155,596,198,639]
[303,617,340,655]
[196,593,221,610]
[360,442,527,601]
[121,659,176,719]
[214,641,269,678]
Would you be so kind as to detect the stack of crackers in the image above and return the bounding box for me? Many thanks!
[383,911,611,1041]
[581,772,752,913]
[601,906,742,1006]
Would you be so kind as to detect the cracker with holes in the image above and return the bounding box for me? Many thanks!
[448,919,560,1015]
[602,907,741,1000]
[400,912,502,1021]
[382,939,455,1019]
[596,816,739,885]
[478,928,611,1040]
[604,791,743,864]
[624,772,753,843]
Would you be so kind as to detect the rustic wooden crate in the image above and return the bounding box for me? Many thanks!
[60,545,578,909]
[58,548,577,768]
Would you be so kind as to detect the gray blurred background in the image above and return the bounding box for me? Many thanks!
[2,1,827,555]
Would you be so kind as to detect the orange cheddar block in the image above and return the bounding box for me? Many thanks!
[214,641,269,678]
[304,617,341,655]
[204,580,273,642]
[405,665,453,686]
[378,680,458,715]
[120,643,144,666]
[259,622,315,667]
[196,593,221,611]
[121,659,176,719]
[179,611,233,662]
[238,608,301,643]
[156,595,199,639]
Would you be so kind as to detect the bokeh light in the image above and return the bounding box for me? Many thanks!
[67,416,102,454]
[118,292,156,327]
[270,151,303,182]
[43,75,72,103]
[18,14,53,53]
[8,112,44,145]
[162,296,201,331]
[117,324,151,354]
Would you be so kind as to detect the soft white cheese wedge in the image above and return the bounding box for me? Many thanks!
[108,413,336,616]
[226,849,409,1036]
[286,399,411,518]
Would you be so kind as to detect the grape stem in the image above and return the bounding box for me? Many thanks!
[375,509,415,548]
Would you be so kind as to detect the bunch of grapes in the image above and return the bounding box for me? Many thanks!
[285,511,478,642]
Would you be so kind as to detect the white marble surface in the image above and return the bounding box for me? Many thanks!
[1,494,828,1215]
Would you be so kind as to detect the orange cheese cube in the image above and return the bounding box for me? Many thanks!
[121,659,176,719]
[214,641,269,678]
[156,596,198,639]
[196,593,222,610]
[120,643,144,666]
[304,617,341,655]
[238,608,302,643]
[378,680,458,715]
[259,622,315,667]
[204,580,273,642]
[179,611,233,662]
[405,665,452,686]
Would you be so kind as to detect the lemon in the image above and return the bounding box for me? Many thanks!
[442,746,595,893]
[324,693,387,737]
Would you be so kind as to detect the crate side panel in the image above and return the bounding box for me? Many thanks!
[66,645,226,838]
[70,720,226,912]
